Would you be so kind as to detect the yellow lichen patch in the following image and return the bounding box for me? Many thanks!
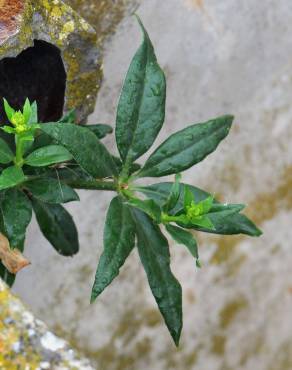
[60,20,75,40]
[51,5,63,18]
[208,165,292,265]
[65,0,138,48]
[0,284,41,369]
[211,334,226,356]
[224,253,247,278]
[144,308,162,327]
[0,281,91,368]
[246,165,292,225]
[183,351,198,368]
[219,297,248,329]
[210,235,243,265]
[66,71,99,111]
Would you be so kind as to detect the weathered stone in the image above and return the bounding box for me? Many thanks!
[0,278,94,369]
[0,0,101,123]
[65,0,139,47]
[12,0,292,369]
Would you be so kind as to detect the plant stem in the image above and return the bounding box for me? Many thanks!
[15,136,24,167]
[161,213,179,223]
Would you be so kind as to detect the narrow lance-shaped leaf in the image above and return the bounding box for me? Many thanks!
[0,189,32,248]
[24,145,73,167]
[25,178,79,204]
[0,138,14,164]
[32,199,79,256]
[91,197,135,302]
[132,208,182,346]
[40,123,117,178]
[137,115,234,178]
[165,224,200,267]
[116,16,166,166]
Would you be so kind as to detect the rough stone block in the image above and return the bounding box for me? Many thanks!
[0,0,101,123]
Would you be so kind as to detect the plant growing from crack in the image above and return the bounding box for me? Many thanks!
[0,17,261,346]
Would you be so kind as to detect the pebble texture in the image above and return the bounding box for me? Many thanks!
[0,0,101,122]
[9,0,292,369]
[0,279,94,369]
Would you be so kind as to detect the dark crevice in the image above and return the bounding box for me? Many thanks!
[0,40,66,123]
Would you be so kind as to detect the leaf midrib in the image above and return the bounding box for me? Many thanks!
[124,43,149,164]
[136,213,179,320]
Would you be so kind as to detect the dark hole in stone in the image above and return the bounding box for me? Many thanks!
[0,40,66,123]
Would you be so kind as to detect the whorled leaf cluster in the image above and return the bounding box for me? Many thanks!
[0,17,261,345]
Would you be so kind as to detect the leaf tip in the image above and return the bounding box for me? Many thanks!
[172,331,181,347]
[90,295,96,304]
[253,227,263,237]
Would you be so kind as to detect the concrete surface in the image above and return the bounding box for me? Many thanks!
[12,0,292,369]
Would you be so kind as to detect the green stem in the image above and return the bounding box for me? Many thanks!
[161,213,179,223]
[15,136,24,167]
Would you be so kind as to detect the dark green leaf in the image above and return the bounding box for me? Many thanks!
[132,208,182,346]
[25,178,79,204]
[40,123,117,178]
[87,124,113,139]
[24,145,73,167]
[50,167,115,191]
[0,208,25,286]
[0,263,16,286]
[165,224,199,260]
[138,182,262,236]
[0,138,14,164]
[91,197,135,301]
[0,189,32,248]
[127,197,161,222]
[32,199,79,256]
[116,17,166,165]
[0,166,26,191]
[137,115,234,178]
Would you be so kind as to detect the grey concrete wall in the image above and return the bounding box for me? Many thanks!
[13,1,292,369]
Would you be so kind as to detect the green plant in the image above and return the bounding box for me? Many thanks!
[0,17,261,346]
